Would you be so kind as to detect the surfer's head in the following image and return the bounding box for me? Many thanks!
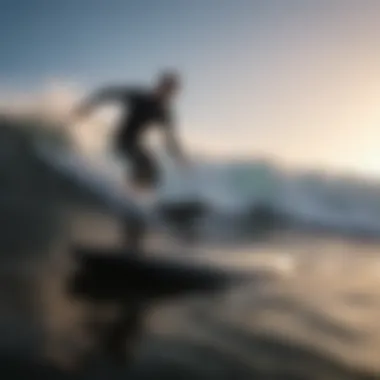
[155,70,181,100]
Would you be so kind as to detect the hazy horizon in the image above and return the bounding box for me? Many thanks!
[2,1,380,177]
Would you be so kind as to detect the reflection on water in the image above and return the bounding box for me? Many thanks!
[154,241,380,379]
[4,204,380,379]
[72,215,380,379]
[1,118,380,379]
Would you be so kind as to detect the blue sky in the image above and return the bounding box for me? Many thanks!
[0,1,256,86]
[2,1,380,175]
[0,0,259,146]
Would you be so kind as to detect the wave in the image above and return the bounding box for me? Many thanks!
[157,159,380,237]
[1,114,380,238]
[53,146,380,238]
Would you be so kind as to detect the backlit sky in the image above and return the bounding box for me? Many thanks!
[2,0,380,176]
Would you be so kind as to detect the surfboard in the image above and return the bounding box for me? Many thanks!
[72,246,250,301]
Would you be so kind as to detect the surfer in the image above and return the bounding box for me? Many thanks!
[72,72,188,364]
[73,70,187,192]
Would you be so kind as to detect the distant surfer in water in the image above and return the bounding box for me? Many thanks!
[74,70,187,192]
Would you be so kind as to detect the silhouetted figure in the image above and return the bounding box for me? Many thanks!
[72,71,188,365]
[74,71,186,191]
[74,71,188,247]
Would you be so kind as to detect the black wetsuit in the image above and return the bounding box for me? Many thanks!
[116,89,173,185]
[86,86,173,186]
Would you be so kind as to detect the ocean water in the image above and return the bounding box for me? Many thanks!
[89,151,380,239]
[1,118,380,379]
[70,220,380,380]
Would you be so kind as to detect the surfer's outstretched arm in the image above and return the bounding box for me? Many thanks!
[74,86,132,119]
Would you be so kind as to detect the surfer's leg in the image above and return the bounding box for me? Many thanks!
[129,146,159,191]
[113,145,147,251]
